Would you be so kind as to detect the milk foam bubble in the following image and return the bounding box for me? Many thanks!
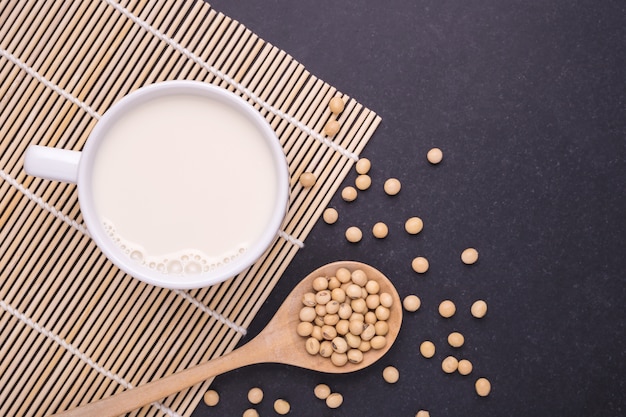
[103,219,246,276]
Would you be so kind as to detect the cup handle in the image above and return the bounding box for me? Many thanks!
[24,145,81,184]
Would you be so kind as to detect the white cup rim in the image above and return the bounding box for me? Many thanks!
[77,80,289,289]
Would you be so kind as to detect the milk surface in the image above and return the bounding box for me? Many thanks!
[91,93,280,275]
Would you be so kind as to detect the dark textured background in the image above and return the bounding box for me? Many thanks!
[192,1,626,416]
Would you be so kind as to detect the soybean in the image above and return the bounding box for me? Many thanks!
[379,292,393,308]
[326,392,344,409]
[322,325,337,340]
[365,279,380,294]
[405,217,424,235]
[323,207,339,224]
[345,226,362,243]
[332,288,346,303]
[326,300,340,314]
[243,409,259,417]
[370,335,387,350]
[203,390,219,407]
[306,338,321,355]
[411,257,429,274]
[348,348,364,364]
[355,158,371,174]
[324,313,338,325]
[359,340,372,352]
[461,247,479,264]
[299,306,316,322]
[420,341,436,358]
[346,284,362,299]
[471,300,488,318]
[319,341,333,357]
[383,178,401,195]
[299,172,316,187]
[311,326,323,341]
[475,377,492,397]
[314,383,331,400]
[324,119,340,136]
[438,300,456,318]
[403,295,421,312]
[297,321,313,337]
[332,337,348,353]
[302,292,316,307]
[355,174,372,190]
[247,387,263,404]
[338,303,353,319]
[351,270,368,286]
[329,97,345,114]
[383,365,399,383]
[274,399,291,415]
[375,320,389,336]
[341,186,358,202]
[448,332,465,348]
[427,147,443,164]
[345,332,361,349]
[458,359,473,375]
[416,411,430,417]
[442,356,459,373]
[328,277,341,290]
[372,222,389,238]
[331,352,348,366]
[312,277,329,291]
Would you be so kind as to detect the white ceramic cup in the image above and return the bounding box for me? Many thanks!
[24,80,289,289]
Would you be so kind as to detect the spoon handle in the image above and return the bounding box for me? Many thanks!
[52,342,259,417]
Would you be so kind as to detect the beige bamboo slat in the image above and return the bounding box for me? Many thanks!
[0,1,381,416]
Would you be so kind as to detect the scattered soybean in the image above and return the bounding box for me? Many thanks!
[438,300,456,318]
[314,384,331,400]
[274,398,291,415]
[427,148,443,164]
[323,207,339,224]
[471,300,488,318]
[420,341,436,358]
[383,178,401,195]
[329,97,345,114]
[243,409,259,417]
[203,390,219,407]
[341,186,358,202]
[411,257,429,274]
[475,377,492,397]
[458,359,473,375]
[383,365,400,383]
[461,247,479,264]
[355,174,372,190]
[247,387,263,404]
[345,226,363,243]
[324,119,340,136]
[403,295,421,312]
[447,332,465,348]
[355,158,371,174]
[442,356,459,373]
[299,172,316,188]
[372,222,388,239]
[405,217,424,234]
[326,392,344,409]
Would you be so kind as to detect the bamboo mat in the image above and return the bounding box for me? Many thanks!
[0,1,380,416]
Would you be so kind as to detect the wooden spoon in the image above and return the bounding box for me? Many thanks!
[53,261,402,417]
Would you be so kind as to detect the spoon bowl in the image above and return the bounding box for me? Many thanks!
[269,260,402,373]
[54,261,402,417]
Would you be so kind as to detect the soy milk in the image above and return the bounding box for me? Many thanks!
[91,93,280,276]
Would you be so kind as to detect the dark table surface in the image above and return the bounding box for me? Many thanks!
[192,1,626,416]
